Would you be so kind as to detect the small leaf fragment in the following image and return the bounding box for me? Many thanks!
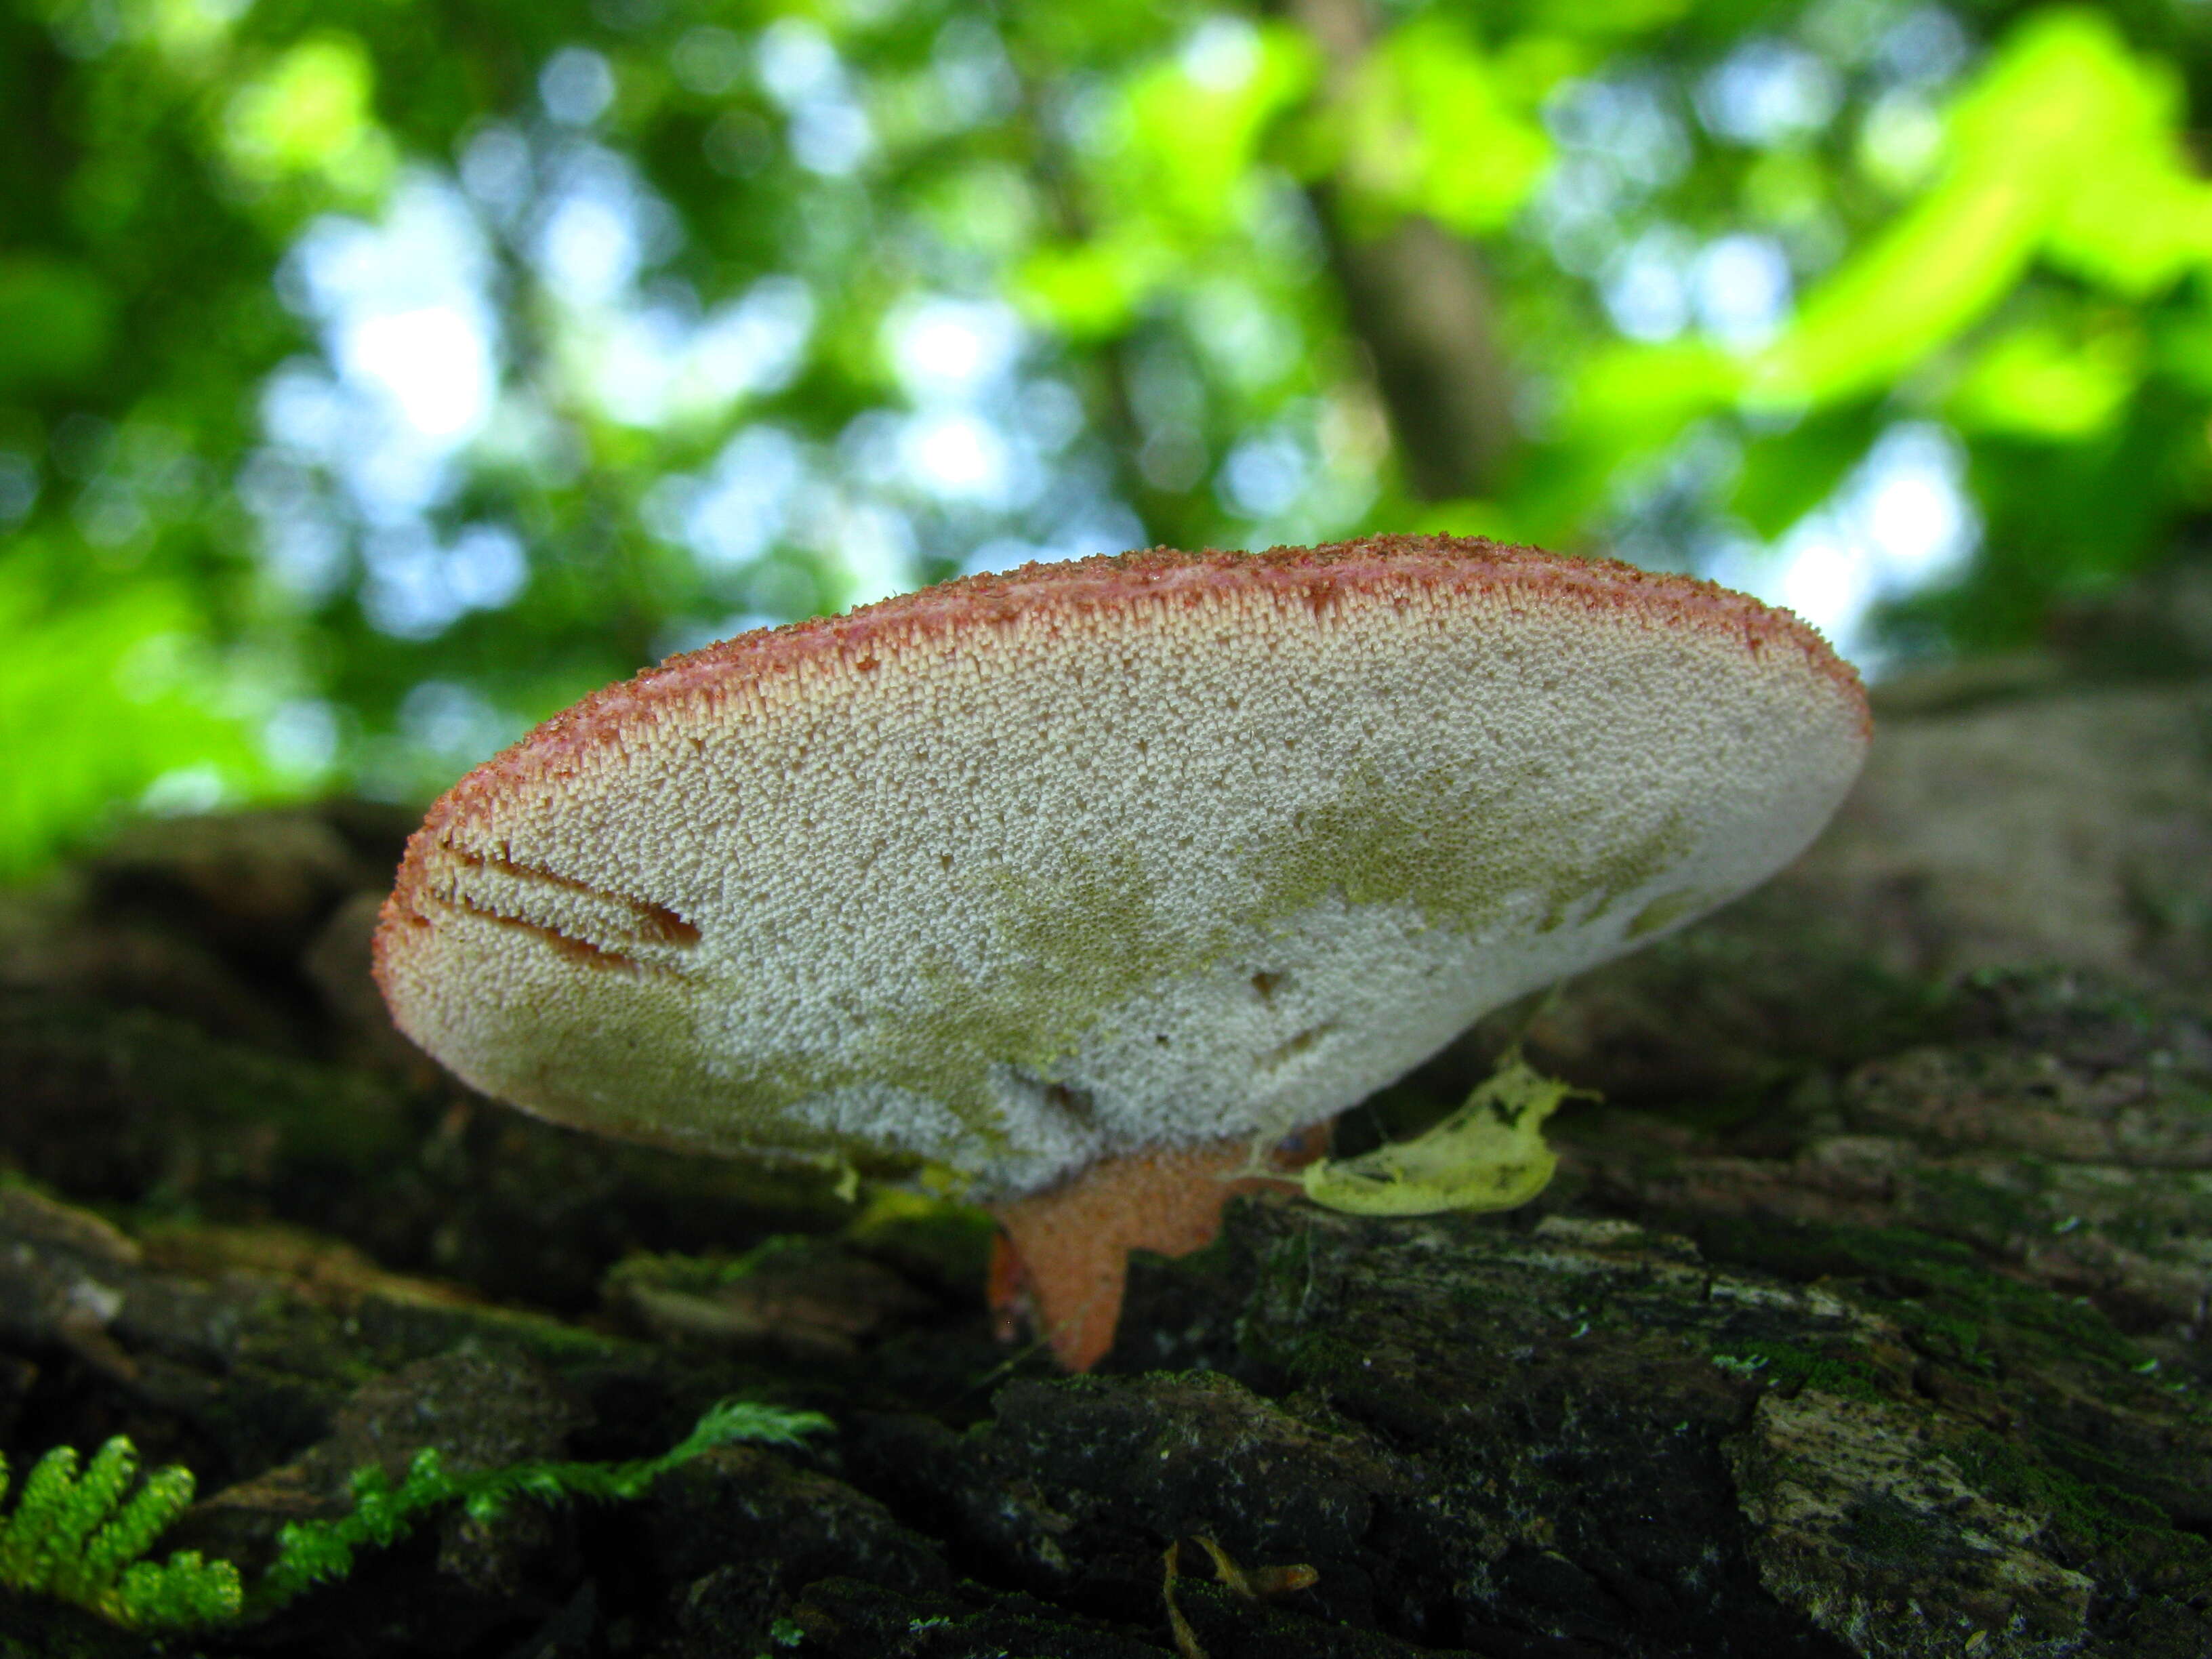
[1300,1053,1593,1216]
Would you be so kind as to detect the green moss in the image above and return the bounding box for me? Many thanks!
[1889,1304,1991,1372]
[260,1397,830,1610]
[1690,1218,2148,1374]
[0,1404,835,1638]
[1838,1492,1953,1563]
[1270,1328,1388,1381]
[0,1438,239,1632]
[1248,1229,1322,1313]
[602,1235,820,1298]
[1712,1338,1889,1402]
[1949,1430,2182,1557]
[0,995,415,1182]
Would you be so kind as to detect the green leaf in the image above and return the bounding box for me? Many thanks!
[1115,22,1317,238]
[1301,1053,1594,1216]
[1750,165,2046,407]
[1753,10,2212,407]
[2030,19,2212,295]
[1015,231,1170,339]
[1948,313,2144,442]
[222,33,393,194]
[1330,17,1553,237]
[1563,339,1742,453]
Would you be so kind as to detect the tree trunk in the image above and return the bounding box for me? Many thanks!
[1278,0,1518,501]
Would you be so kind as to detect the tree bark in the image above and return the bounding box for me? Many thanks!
[0,644,2206,1654]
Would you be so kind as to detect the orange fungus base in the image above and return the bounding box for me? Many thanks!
[984,1128,1326,1371]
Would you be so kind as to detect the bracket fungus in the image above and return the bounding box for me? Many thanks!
[373,536,1868,1370]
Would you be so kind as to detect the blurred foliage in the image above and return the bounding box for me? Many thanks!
[7,0,2212,876]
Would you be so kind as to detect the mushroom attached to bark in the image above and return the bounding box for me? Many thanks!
[373,536,1868,1370]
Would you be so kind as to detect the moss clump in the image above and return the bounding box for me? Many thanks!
[258,1396,830,1606]
[0,1437,241,1631]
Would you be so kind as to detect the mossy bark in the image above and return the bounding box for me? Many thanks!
[0,659,2205,1656]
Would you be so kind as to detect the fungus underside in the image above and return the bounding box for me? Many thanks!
[619,757,1694,1172]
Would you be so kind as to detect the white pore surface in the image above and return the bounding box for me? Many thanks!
[377,551,1867,1196]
